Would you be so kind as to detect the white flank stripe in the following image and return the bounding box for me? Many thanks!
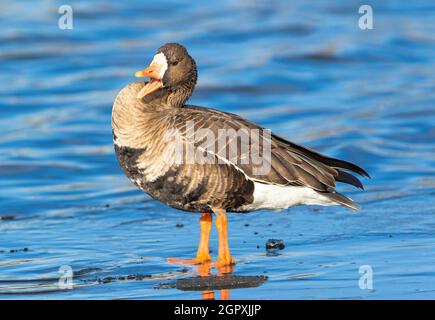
[239,182,336,211]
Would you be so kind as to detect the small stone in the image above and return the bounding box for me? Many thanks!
[8,248,29,253]
[265,239,285,250]
[0,215,15,220]
[102,277,115,283]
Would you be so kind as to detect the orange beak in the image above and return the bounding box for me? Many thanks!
[135,61,162,79]
[135,61,164,99]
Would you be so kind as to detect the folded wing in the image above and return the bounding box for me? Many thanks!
[174,105,368,196]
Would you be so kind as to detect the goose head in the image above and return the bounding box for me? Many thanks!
[135,43,197,104]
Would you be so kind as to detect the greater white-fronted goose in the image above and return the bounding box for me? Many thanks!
[112,43,369,267]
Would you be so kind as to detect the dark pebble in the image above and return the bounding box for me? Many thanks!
[9,248,29,253]
[100,274,152,283]
[74,267,102,276]
[265,239,285,250]
[0,215,15,220]
[103,277,115,283]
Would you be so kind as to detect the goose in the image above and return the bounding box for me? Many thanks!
[112,43,369,267]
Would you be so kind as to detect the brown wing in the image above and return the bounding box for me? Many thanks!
[173,105,368,193]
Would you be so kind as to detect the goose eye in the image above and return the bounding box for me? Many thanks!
[171,61,179,66]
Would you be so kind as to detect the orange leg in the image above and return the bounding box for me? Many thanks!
[213,210,235,267]
[220,289,230,300]
[167,213,212,264]
[216,263,235,275]
[202,290,215,300]
[197,261,212,277]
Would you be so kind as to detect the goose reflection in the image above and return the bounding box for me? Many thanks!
[175,262,267,300]
[199,262,233,300]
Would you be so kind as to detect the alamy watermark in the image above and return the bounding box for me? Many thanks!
[58,265,74,289]
[359,5,374,30]
[359,265,374,290]
[58,5,73,30]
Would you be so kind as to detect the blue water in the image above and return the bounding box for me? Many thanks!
[1,0,435,299]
